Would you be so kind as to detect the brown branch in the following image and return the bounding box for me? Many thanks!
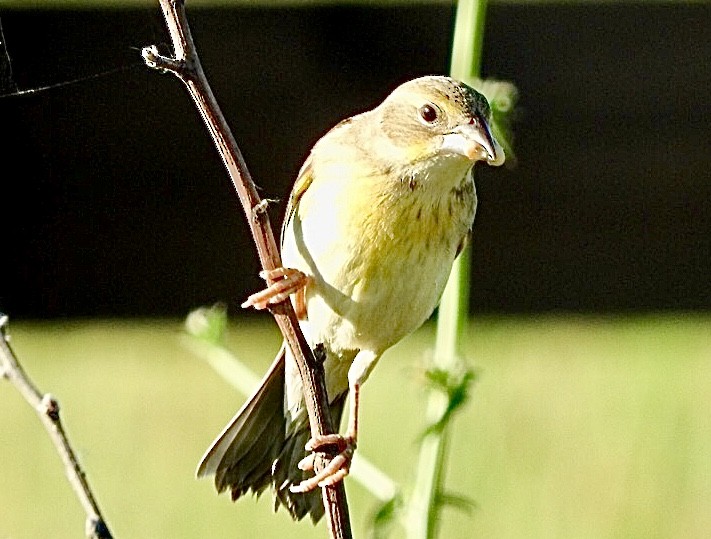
[141,2,352,537]
[0,314,113,539]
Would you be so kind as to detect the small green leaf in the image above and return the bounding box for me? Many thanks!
[370,494,402,539]
[421,367,477,436]
[184,303,228,344]
[435,491,477,515]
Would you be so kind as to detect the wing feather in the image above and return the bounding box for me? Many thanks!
[281,154,314,248]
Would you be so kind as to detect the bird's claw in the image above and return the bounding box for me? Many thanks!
[241,267,309,311]
[290,433,356,493]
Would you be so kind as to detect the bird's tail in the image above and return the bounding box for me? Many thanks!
[196,345,346,523]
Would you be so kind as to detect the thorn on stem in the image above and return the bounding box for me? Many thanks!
[0,313,9,342]
[40,393,61,421]
[251,199,273,222]
[252,199,269,217]
[313,343,327,365]
[86,517,113,539]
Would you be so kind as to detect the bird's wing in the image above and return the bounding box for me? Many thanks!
[280,153,314,248]
[279,115,358,247]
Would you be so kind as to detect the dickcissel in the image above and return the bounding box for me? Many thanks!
[197,75,504,522]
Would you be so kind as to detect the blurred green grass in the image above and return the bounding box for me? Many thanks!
[1,314,709,538]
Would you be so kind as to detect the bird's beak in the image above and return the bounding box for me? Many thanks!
[441,115,505,166]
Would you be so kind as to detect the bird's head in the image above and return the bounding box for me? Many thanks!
[372,75,505,168]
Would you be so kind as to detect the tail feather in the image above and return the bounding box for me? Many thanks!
[197,346,286,486]
[197,345,347,523]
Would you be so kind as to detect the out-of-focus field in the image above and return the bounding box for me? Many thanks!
[1,315,709,538]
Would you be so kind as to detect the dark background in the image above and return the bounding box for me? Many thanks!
[1,3,709,318]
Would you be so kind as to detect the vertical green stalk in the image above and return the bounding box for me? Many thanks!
[449,0,488,84]
[405,1,488,538]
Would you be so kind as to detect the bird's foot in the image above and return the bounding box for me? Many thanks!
[290,433,357,493]
[241,267,309,314]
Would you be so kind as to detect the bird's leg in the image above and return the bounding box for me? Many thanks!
[290,383,360,493]
[241,267,309,318]
[290,350,378,493]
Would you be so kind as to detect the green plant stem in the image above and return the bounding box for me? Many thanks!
[406,1,487,537]
[450,0,489,83]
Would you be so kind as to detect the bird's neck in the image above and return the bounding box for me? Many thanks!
[401,154,475,193]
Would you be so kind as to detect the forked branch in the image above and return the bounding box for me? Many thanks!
[142,1,352,537]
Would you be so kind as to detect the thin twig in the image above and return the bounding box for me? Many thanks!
[142,2,352,537]
[0,314,113,539]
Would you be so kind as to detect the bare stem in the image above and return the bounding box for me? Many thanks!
[142,2,352,537]
[0,315,113,539]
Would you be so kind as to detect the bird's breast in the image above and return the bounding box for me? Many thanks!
[281,159,477,356]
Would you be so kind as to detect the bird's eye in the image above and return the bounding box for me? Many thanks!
[418,103,439,124]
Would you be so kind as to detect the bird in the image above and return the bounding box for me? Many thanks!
[196,75,504,522]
